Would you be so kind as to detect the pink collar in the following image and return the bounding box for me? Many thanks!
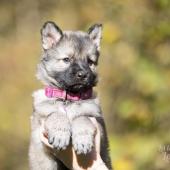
[45,86,93,101]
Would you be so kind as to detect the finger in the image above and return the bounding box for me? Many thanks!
[89,117,101,152]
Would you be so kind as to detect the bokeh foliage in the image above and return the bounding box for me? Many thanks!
[0,0,170,169]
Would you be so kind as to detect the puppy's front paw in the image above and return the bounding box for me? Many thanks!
[72,130,95,154]
[47,127,71,150]
[72,116,96,154]
[44,113,71,150]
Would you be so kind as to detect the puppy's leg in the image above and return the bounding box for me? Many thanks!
[72,116,96,154]
[29,115,60,170]
[96,117,113,170]
[45,112,71,150]
[29,139,59,170]
[29,114,70,170]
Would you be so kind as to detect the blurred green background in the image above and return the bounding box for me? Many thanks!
[0,0,170,169]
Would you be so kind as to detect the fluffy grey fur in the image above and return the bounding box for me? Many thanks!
[29,21,112,170]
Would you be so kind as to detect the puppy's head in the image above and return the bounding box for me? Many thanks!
[37,21,102,93]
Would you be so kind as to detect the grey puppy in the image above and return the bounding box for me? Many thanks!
[29,21,112,170]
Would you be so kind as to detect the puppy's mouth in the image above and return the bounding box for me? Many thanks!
[66,82,93,93]
[70,83,84,88]
[51,71,97,93]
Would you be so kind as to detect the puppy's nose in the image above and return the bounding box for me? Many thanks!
[76,71,87,79]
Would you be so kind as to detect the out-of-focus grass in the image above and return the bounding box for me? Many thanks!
[110,134,162,170]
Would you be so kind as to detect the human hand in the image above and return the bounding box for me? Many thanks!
[40,117,108,170]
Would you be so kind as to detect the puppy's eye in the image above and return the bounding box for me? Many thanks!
[62,57,70,63]
[88,58,94,66]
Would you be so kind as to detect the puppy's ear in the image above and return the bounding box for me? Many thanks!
[41,21,63,50]
[88,24,102,50]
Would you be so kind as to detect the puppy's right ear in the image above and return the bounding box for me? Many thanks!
[41,21,63,50]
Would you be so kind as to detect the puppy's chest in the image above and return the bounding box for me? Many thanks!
[34,98,69,116]
[33,89,101,120]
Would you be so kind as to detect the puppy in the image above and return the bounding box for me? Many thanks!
[29,21,112,170]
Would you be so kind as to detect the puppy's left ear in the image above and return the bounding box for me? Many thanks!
[41,21,63,50]
[88,24,102,50]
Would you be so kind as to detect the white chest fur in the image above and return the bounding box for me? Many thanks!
[32,89,102,120]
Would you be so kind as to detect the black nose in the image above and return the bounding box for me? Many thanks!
[76,71,87,79]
